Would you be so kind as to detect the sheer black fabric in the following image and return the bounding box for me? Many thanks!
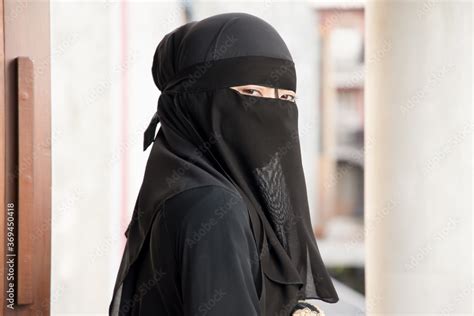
[109,12,339,316]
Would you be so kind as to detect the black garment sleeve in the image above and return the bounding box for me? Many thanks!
[162,185,261,316]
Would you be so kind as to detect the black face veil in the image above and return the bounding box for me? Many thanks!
[111,12,339,316]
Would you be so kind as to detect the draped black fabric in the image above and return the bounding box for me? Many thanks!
[109,12,339,316]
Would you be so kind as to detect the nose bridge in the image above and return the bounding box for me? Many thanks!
[262,86,278,99]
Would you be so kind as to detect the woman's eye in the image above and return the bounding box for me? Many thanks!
[280,94,296,102]
[241,88,263,97]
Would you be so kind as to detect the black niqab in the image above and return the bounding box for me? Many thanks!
[110,12,339,316]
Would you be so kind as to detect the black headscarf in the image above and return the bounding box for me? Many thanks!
[112,12,339,316]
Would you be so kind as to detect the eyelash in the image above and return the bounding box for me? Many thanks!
[280,94,296,102]
[242,88,262,96]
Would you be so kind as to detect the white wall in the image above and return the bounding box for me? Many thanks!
[51,1,184,313]
[366,1,472,314]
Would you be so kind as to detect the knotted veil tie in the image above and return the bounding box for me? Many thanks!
[143,75,184,151]
[143,108,160,151]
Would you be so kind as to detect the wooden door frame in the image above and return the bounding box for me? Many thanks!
[1,1,51,314]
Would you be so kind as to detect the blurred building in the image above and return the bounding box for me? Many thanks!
[314,3,366,294]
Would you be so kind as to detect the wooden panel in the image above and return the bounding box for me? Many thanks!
[17,57,34,305]
[2,1,51,314]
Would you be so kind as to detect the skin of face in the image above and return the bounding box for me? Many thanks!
[230,84,297,102]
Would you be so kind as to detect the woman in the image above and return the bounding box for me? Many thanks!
[109,12,339,316]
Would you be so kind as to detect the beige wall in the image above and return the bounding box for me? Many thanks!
[366,1,472,314]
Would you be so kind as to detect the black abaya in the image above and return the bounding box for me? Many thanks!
[117,185,262,315]
[109,12,339,316]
